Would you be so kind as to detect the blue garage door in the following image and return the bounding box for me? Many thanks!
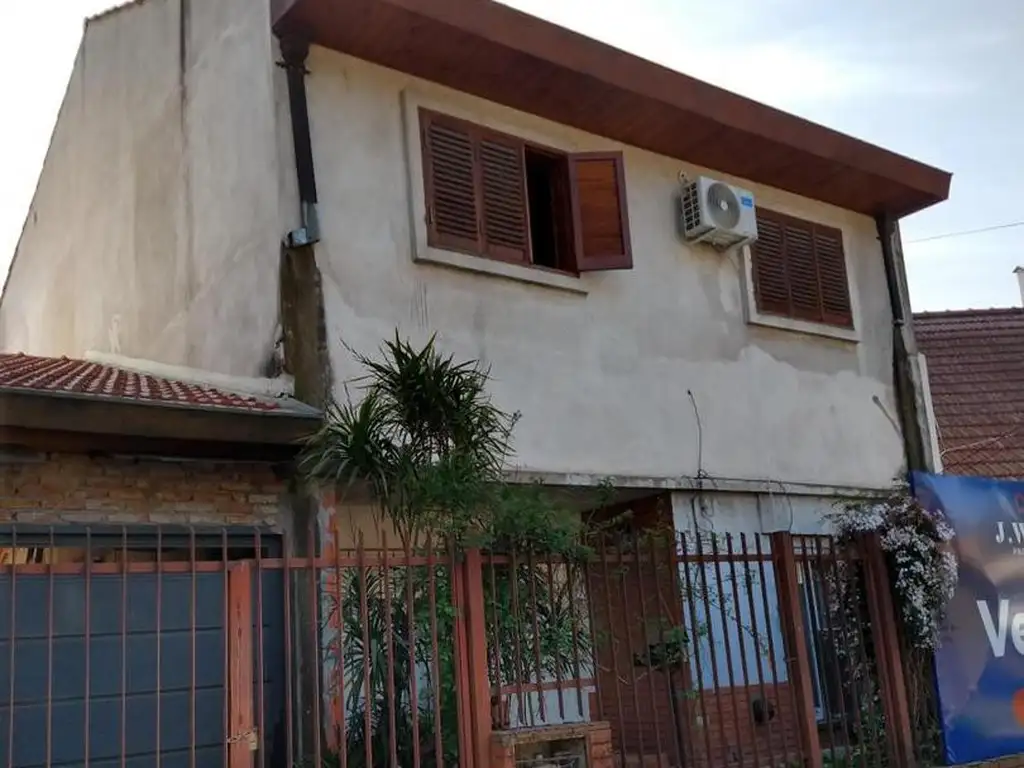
[0,569,285,768]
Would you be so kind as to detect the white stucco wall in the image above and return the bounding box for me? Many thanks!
[0,0,285,377]
[301,48,904,491]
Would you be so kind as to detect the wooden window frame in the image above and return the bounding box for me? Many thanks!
[749,208,855,332]
[419,108,633,276]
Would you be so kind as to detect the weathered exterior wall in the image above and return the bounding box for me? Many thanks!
[301,48,904,491]
[0,0,285,377]
[0,452,287,527]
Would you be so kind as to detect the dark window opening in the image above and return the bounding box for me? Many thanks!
[525,148,571,271]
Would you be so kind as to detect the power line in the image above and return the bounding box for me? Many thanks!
[906,220,1024,244]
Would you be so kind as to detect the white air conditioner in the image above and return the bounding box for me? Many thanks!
[679,176,758,249]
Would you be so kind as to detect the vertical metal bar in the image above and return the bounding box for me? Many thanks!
[752,534,790,760]
[709,533,745,766]
[283,529,295,768]
[772,532,823,768]
[526,549,547,724]
[308,518,322,768]
[357,536,372,768]
[544,556,566,721]
[330,523,346,768]
[156,527,163,768]
[426,537,444,768]
[463,549,492,768]
[487,555,503,727]
[836,540,870,768]
[382,533,398,768]
[223,530,231,768]
[120,527,128,768]
[255,529,267,768]
[692,527,730,768]
[405,536,421,768]
[6,527,15,768]
[508,548,528,726]
[679,530,714,768]
[726,534,761,768]
[645,530,684,768]
[189,527,197,768]
[740,533,776,768]
[84,528,91,768]
[46,527,54,768]
[813,537,854,768]
[228,562,256,768]
[632,533,663,761]
[581,551,604,725]
[597,533,627,755]
[800,539,831,761]
[565,557,585,721]
[616,536,646,759]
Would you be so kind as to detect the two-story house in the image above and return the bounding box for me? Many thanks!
[0,0,951,764]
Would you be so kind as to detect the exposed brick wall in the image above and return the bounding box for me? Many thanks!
[0,452,288,527]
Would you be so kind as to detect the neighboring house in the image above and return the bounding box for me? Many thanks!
[0,351,320,766]
[914,269,1024,479]
[0,0,951,765]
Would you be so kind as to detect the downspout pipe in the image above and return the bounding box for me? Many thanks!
[280,37,320,247]
[876,213,928,472]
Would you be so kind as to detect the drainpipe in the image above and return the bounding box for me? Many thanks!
[876,213,933,473]
[280,37,320,247]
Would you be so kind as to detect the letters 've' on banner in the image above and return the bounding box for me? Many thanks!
[913,472,1024,764]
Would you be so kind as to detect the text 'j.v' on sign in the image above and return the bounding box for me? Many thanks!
[913,472,1024,764]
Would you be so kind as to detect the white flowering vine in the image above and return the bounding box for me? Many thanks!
[826,479,957,651]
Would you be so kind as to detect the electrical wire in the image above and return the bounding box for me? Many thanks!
[905,220,1024,244]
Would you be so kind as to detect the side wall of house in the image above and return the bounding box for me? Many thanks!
[300,48,903,492]
[0,0,286,377]
[0,452,288,528]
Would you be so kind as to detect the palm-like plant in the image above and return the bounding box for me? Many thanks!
[302,334,592,766]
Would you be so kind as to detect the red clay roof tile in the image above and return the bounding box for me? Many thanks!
[0,353,282,413]
[914,308,1024,479]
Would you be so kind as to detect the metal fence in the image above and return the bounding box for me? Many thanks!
[481,530,913,768]
[0,524,912,768]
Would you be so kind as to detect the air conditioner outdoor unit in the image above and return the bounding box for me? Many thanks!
[679,176,758,249]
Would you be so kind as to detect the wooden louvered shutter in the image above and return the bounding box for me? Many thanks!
[568,152,633,271]
[479,133,529,263]
[784,222,821,323]
[752,209,853,329]
[422,112,480,254]
[751,215,790,317]
[814,224,852,327]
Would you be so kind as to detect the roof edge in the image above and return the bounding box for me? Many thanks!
[84,351,295,400]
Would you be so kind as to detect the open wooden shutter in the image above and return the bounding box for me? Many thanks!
[421,112,480,254]
[567,152,633,271]
[479,134,529,263]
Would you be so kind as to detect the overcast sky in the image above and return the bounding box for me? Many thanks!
[1,0,1022,310]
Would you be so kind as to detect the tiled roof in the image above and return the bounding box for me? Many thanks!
[0,352,283,413]
[914,308,1024,479]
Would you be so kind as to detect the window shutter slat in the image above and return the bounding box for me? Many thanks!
[423,116,480,252]
[784,225,822,322]
[479,137,529,262]
[751,217,789,316]
[814,227,853,327]
[568,152,633,271]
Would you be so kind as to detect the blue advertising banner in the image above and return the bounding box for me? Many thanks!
[912,472,1024,764]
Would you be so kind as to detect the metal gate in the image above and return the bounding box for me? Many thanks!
[0,528,286,768]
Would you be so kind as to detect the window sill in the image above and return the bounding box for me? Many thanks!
[747,311,859,343]
[414,247,589,295]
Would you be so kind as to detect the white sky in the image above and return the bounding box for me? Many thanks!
[1,0,1022,310]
